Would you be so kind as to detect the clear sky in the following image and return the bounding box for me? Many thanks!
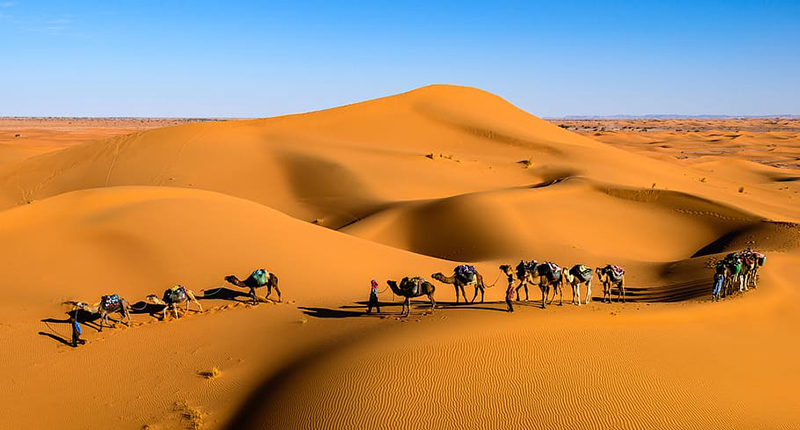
[1,1,798,117]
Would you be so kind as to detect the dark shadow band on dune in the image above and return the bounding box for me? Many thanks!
[692,220,800,257]
[221,326,387,430]
[276,150,387,229]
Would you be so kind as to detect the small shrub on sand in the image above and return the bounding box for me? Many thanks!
[425,153,435,159]
[700,177,707,183]
[518,158,533,168]
[199,367,221,379]
[739,186,745,193]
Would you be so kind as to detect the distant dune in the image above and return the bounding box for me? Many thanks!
[2,85,799,430]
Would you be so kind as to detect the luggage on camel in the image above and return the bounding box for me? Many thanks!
[753,252,766,266]
[607,265,625,282]
[724,252,740,264]
[454,265,477,284]
[407,277,424,296]
[570,264,592,283]
[249,269,269,286]
[164,285,187,303]
[515,260,536,278]
[537,262,561,283]
[101,294,121,309]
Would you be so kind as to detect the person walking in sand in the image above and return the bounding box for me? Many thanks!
[70,312,86,347]
[505,270,516,313]
[367,279,381,314]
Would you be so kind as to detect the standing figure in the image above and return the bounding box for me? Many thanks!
[70,312,86,347]
[367,279,381,314]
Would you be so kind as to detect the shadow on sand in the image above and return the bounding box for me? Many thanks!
[39,309,97,346]
[199,287,252,303]
[301,299,512,319]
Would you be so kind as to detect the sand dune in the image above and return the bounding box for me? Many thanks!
[2,86,800,430]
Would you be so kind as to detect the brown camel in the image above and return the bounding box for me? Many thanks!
[563,264,593,306]
[510,260,538,301]
[386,277,436,316]
[224,269,281,304]
[146,285,203,320]
[431,265,486,303]
[501,262,553,308]
[596,265,625,303]
[66,294,132,332]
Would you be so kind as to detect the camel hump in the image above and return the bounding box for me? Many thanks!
[250,269,269,286]
[101,294,122,309]
[164,285,187,303]
[454,265,477,284]
[570,265,593,282]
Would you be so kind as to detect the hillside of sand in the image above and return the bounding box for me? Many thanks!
[1,86,799,430]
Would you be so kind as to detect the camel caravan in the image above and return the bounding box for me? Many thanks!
[53,249,766,345]
[61,268,279,342]
[388,262,622,315]
[712,249,766,302]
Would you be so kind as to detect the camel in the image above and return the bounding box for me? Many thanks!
[740,250,765,290]
[146,285,203,320]
[511,260,537,301]
[538,263,565,306]
[224,269,281,304]
[386,277,436,316]
[431,265,486,303]
[563,264,593,306]
[722,253,743,296]
[65,294,132,331]
[596,265,625,303]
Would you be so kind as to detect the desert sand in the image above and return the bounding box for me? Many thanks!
[1,85,799,430]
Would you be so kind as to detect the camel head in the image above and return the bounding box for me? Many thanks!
[386,280,398,291]
[499,264,512,276]
[145,294,165,305]
[64,300,89,311]
[595,267,606,281]
[224,275,238,284]
[431,272,446,282]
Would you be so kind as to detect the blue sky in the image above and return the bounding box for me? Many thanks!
[1,1,798,117]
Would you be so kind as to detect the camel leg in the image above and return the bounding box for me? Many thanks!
[559,284,563,306]
[186,291,203,313]
[429,294,436,312]
[574,282,581,306]
[541,285,547,309]
[470,286,479,303]
[99,310,106,332]
[585,281,592,305]
[480,287,484,303]
[460,285,467,304]
[454,286,460,304]
[249,287,259,305]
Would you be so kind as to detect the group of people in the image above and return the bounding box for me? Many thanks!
[712,249,766,301]
[63,268,278,347]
